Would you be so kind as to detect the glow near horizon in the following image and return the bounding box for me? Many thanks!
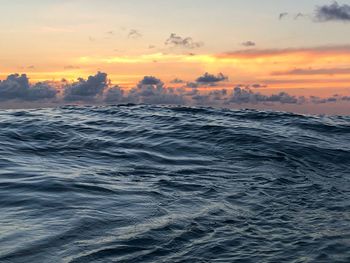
[0,0,350,98]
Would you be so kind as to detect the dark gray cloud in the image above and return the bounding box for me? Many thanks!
[165,33,203,49]
[0,74,57,101]
[196,73,228,84]
[63,72,108,102]
[241,41,256,47]
[316,2,350,22]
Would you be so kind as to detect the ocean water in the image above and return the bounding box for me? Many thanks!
[0,105,349,263]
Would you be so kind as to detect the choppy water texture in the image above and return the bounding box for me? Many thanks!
[0,105,350,263]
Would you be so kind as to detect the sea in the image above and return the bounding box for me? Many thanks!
[0,105,349,262]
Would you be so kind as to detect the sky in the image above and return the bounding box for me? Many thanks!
[0,0,350,114]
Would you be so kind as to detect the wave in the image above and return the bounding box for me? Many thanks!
[0,105,349,262]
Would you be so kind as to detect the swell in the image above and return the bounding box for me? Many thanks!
[0,105,349,263]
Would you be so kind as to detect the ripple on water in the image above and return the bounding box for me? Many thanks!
[0,105,349,263]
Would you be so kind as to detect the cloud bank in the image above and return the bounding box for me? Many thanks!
[229,87,302,104]
[0,74,57,101]
[0,72,349,112]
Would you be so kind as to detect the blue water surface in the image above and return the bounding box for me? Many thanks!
[0,105,349,262]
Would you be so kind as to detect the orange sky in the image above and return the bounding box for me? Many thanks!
[0,0,349,114]
[1,46,350,98]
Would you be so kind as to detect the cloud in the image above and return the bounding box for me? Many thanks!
[189,86,350,106]
[273,67,350,76]
[251,84,268,89]
[165,33,203,49]
[310,95,338,104]
[170,78,185,84]
[186,82,199,88]
[196,72,228,84]
[294,13,306,20]
[64,65,80,70]
[235,83,267,89]
[63,72,108,102]
[138,76,163,86]
[315,2,350,22]
[0,74,57,101]
[228,87,302,104]
[26,83,58,101]
[279,12,289,20]
[310,94,350,103]
[192,89,228,105]
[241,41,256,47]
[1,73,349,110]
[279,12,307,21]
[126,76,185,105]
[217,45,350,59]
[104,86,125,103]
[209,89,228,100]
[128,29,142,39]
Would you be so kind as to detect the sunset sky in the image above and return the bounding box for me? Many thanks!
[1,0,350,113]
